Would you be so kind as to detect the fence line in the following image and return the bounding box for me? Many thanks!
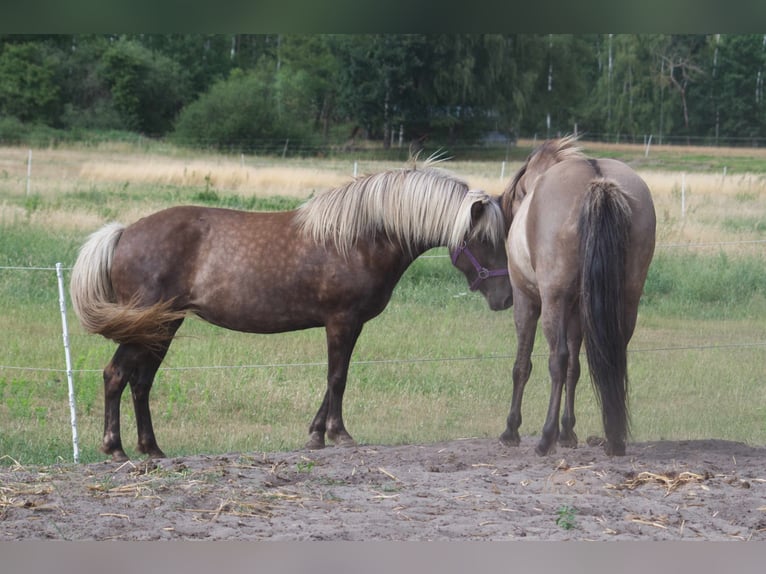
[1,234,765,376]
[2,255,764,463]
[2,340,765,376]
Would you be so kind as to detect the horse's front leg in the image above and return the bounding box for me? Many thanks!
[307,319,363,449]
[500,293,539,447]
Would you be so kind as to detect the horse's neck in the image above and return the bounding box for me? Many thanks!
[500,191,515,226]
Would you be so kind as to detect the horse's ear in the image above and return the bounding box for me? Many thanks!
[470,198,486,227]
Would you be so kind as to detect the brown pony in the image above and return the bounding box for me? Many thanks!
[499,137,656,456]
[70,163,512,461]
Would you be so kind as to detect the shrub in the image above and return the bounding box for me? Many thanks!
[171,67,312,153]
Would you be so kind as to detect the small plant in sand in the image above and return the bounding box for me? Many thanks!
[555,505,578,530]
[296,460,316,474]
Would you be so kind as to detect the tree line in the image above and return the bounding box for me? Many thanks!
[1,34,765,152]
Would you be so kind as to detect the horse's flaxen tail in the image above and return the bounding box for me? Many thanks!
[70,222,186,347]
[578,178,632,455]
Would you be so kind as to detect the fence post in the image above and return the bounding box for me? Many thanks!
[26,149,32,196]
[56,262,80,463]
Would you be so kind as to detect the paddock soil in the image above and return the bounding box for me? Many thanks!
[1,437,764,541]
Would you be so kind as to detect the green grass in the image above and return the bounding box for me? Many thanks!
[1,144,765,465]
[592,147,766,174]
[1,226,764,465]
[189,189,304,211]
[644,250,766,319]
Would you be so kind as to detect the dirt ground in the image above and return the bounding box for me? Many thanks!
[1,436,764,541]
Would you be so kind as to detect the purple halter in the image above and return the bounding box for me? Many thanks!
[451,242,509,291]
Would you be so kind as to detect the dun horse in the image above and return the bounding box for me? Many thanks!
[499,137,656,456]
[70,164,512,461]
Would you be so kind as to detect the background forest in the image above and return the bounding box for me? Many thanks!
[1,34,765,153]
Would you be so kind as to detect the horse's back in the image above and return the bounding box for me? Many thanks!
[111,206,296,308]
[533,157,655,238]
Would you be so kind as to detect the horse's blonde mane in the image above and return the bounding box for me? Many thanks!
[296,162,504,255]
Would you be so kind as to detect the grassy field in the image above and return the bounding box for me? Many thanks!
[1,140,764,465]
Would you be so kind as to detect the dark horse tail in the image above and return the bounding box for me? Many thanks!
[70,222,186,347]
[578,178,632,455]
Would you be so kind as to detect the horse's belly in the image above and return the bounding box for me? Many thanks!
[191,289,322,334]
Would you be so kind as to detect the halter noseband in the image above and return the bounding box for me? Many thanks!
[451,242,509,291]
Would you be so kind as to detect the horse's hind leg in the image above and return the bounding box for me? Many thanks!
[101,344,136,461]
[101,322,181,462]
[536,296,573,456]
[500,292,539,447]
[559,315,583,448]
[102,342,169,461]
[307,318,362,449]
[130,323,182,458]
[129,346,172,459]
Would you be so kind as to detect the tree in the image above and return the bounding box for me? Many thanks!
[136,34,235,94]
[279,35,340,140]
[655,35,708,142]
[171,66,312,152]
[0,41,61,124]
[520,34,593,137]
[99,39,192,135]
[711,34,766,141]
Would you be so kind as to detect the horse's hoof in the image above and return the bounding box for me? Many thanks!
[111,451,130,463]
[305,439,326,450]
[558,434,578,449]
[535,441,556,456]
[140,446,167,459]
[604,441,626,456]
[305,432,326,450]
[499,431,520,447]
[329,431,357,447]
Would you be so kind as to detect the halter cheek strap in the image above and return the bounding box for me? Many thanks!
[451,242,509,291]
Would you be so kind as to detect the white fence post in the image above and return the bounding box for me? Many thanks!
[55,262,80,463]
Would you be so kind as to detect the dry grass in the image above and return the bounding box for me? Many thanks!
[611,471,711,495]
[79,159,351,198]
[518,137,766,159]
